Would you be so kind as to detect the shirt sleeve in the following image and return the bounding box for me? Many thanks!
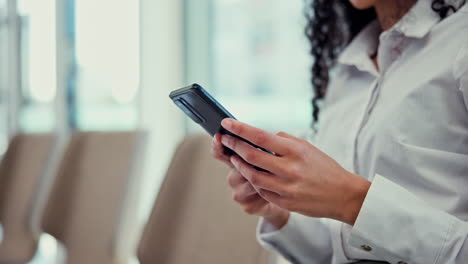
[349,174,468,264]
[257,213,333,264]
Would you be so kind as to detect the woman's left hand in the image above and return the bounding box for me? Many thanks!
[219,118,371,226]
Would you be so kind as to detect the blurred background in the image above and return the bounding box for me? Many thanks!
[0,0,312,263]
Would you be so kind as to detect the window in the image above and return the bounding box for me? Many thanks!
[186,0,312,133]
[0,0,10,153]
[18,0,57,133]
[74,0,140,130]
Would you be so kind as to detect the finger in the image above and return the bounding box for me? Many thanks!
[258,189,287,209]
[230,155,285,194]
[232,182,258,203]
[227,169,247,188]
[212,135,228,158]
[276,131,308,145]
[276,131,297,140]
[215,133,236,157]
[212,135,233,168]
[219,138,234,157]
[214,133,226,148]
[241,194,269,215]
[214,133,222,143]
[234,181,257,198]
[228,167,263,193]
[212,140,230,161]
[214,134,229,152]
[221,118,291,155]
[221,134,282,174]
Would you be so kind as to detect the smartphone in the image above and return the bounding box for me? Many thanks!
[169,84,273,169]
[169,83,236,137]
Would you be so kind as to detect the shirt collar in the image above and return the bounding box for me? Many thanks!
[337,0,464,71]
[400,0,467,38]
[337,20,380,75]
[393,0,440,38]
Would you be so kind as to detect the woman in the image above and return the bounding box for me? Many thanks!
[212,0,468,263]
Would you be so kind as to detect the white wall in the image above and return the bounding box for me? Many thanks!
[116,1,187,261]
[138,0,186,225]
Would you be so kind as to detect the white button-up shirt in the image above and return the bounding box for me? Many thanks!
[257,1,468,264]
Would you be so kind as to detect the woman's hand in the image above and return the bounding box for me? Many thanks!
[226,168,289,229]
[219,118,371,226]
[211,133,290,229]
[211,133,234,168]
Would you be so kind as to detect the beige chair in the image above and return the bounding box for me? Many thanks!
[41,131,146,264]
[137,134,270,264]
[0,134,55,263]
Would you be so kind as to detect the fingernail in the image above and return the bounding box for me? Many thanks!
[230,155,238,164]
[221,135,228,145]
[221,118,232,129]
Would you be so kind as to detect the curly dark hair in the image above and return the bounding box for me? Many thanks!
[305,0,466,127]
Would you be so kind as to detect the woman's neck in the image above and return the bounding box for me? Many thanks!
[374,0,418,31]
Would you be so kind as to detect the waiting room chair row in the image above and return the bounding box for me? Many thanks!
[0,133,269,264]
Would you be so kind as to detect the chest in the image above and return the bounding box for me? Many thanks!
[315,33,468,174]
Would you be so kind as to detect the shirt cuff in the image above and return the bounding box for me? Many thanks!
[257,213,333,264]
[349,174,462,264]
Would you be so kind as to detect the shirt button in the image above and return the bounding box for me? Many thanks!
[360,245,372,252]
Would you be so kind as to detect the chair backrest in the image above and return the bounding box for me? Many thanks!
[137,134,270,264]
[0,134,55,263]
[41,131,145,264]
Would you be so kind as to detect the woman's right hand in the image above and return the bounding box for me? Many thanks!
[211,133,290,229]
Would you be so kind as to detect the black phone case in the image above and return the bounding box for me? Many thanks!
[169,83,236,137]
[169,84,273,172]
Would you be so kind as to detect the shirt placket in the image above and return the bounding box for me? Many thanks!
[352,79,381,176]
[352,31,406,177]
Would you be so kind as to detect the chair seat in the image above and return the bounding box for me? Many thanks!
[138,134,270,264]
